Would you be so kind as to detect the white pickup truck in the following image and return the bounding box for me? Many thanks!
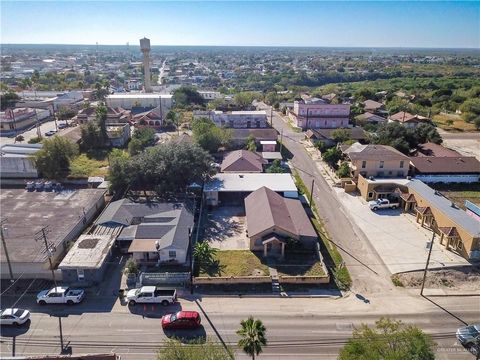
[37,286,85,305]
[368,198,400,211]
[126,286,177,306]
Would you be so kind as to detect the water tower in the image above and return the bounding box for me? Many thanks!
[140,37,152,93]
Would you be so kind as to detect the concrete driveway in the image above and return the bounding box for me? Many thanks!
[203,206,249,250]
[335,189,469,274]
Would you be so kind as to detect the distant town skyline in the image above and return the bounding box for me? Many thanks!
[1,1,479,48]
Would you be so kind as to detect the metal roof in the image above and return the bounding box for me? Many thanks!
[205,173,298,194]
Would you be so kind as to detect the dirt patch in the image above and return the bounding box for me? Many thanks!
[394,266,480,291]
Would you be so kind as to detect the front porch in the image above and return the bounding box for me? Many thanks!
[262,236,286,259]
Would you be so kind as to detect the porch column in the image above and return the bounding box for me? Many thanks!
[264,244,267,257]
[440,233,445,246]
[416,212,420,223]
[281,243,285,258]
[421,216,425,227]
[445,236,451,251]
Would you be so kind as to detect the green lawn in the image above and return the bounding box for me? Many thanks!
[276,251,325,277]
[433,114,477,132]
[69,153,109,178]
[199,250,269,277]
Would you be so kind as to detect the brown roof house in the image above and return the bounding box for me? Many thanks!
[363,100,385,113]
[355,112,387,124]
[305,127,366,147]
[342,143,409,179]
[245,187,317,258]
[221,150,267,173]
[388,111,430,128]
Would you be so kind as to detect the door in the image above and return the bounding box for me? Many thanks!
[1,315,14,325]
[48,292,63,304]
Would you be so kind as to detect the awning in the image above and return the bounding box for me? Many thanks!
[128,239,157,253]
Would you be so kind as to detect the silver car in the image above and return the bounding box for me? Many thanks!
[0,308,31,326]
[456,324,480,349]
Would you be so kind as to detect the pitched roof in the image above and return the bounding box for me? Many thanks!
[415,142,461,157]
[355,112,387,123]
[347,144,409,161]
[245,187,316,239]
[409,157,480,174]
[306,127,366,141]
[389,111,430,123]
[221,150,267,173]
[363,99,384,110]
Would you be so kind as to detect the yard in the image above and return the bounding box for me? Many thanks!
[433,114,477,132]
[275,251,325,276]
[69,152,109,178]
[199,250,269,277]
[431,183,480,209]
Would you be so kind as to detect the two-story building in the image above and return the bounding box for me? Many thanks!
[342,142,409,179]
[193,110,268,128]
[0,108,50,137]
[288,99,350,130]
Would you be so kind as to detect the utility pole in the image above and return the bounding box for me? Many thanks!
[1,219,14,282]
[270,106,273,126]
[279,128,284,154]
[35,227,64,352]
[309,179,315,208]
[420,231,435,296]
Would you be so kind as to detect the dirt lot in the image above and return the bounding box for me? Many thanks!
[431,183,480,209]
[203,206,249,250]
[393,266,480,291]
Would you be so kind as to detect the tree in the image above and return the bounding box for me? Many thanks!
[109,142,214,195]
[0,91,20,110]
[56,106,76,122]
[192,118,231,153]
[33,137,79,180]
[322,147,342,169]
[173,86,205,108]
[164,110,180,129]
[234,92,260,109]
[193,242,217,272]
[414,123,442,145]
[81,121,104,150]
[266,159,286,173]
[15,135,24,143]
[474,116,480,130]
[339,318,435,360]
[157,338,233,360]
[336,162,351,178]
[237,316,267,360]
[128,127,156,156]
[245,135,257,152]
[331,129,351,143]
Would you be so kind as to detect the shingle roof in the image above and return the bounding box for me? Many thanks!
[410,157,480,174]
[415,142,461,157]
[347,144,409,161]
[306,127,366,141]
[389,111,429,123]
[363,100,384,110]
[355,112,387,123]
[221,150,267,173]
[245,187,316,239]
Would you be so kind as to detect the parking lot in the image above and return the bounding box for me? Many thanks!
[335,189,470,274]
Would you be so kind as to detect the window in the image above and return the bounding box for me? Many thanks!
[169,250,176,258]
[77,268,85,281]
[400,160,404,168]
[246,121,251,128]
[367,192,374,199]
[361,161,367,169]
[379,161,384,169]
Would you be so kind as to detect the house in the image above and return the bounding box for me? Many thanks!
[204,173,298,206]
[193,110,268,128]
[363,100,385,113]
[133,106,163,128]
[230,128,278,148]
[409,157,480,183]
[74,106,132,125]
[106,123,131,148]
[0,189,106,279]
[355,112,387,124]
[106,94,173,111]
[414,142,461,157]
[245,187,317,258]
[322,93,337,103]
[356,176,480,261]
[288,100,350,130]
[93,199,194,265]
[58,234,116,285]
[0,108,50,137]
[0,143,42,178]
[260,140,276,152]
[221,150,267,173]
[74,107,96,124]
[388,111,430,128]
[342,143,409,179]
[305,127,366,147]
[198,91,222,101]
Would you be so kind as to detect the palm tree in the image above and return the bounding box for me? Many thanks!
[237,316,267,359]
[193,242,217,271]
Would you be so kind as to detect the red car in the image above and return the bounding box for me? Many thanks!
[161,311,201,330]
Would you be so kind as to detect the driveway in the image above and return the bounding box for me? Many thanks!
[335,189,470,274]
[203,206,249,250]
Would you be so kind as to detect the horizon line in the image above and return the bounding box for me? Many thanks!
[1,43,479,50]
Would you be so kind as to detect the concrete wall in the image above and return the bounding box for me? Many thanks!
[278,274,330,284]
[193,276,271,285]
[414,174,480,184]
[106,96,173,111]
[0,156,38,178]
[1,262,63,280]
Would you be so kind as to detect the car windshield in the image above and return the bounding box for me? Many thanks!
[465,326,480,336]
[14,309,24,317]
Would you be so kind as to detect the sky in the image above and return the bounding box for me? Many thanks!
[1,1,479,48]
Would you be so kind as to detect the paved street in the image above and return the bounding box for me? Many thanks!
[0,119,67,146]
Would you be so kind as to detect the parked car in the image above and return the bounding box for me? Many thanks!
[126,286,177,306]
[58,123,68,129]
[368,198,399,211]
[456,324,480,349]
[45,130,57,136]
[0,308,31,326]
[36,286,85,305]
[162,311,201,330]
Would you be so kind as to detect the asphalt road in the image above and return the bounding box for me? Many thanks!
[1,293,478,359]
[0,119,68,146]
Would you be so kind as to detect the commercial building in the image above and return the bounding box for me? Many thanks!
[0,108,50,137]
[193,110,268,128]
[15,90,84,111]
[0,189,106,279]
[288,99,350,130]
[356,176,480,261]
[0,143,42,178]
[106,94,173,111]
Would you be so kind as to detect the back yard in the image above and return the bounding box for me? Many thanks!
[199,250,269,277]
[431,182,480,209]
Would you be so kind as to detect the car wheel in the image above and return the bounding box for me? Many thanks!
[161,300,169,306]
[129,300,136,306]
[392,205,397,209]
[372,207,378,211]
[39,300,46,305]
[67,300,74,305]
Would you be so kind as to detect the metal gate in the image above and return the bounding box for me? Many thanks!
[137,272,190,288]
